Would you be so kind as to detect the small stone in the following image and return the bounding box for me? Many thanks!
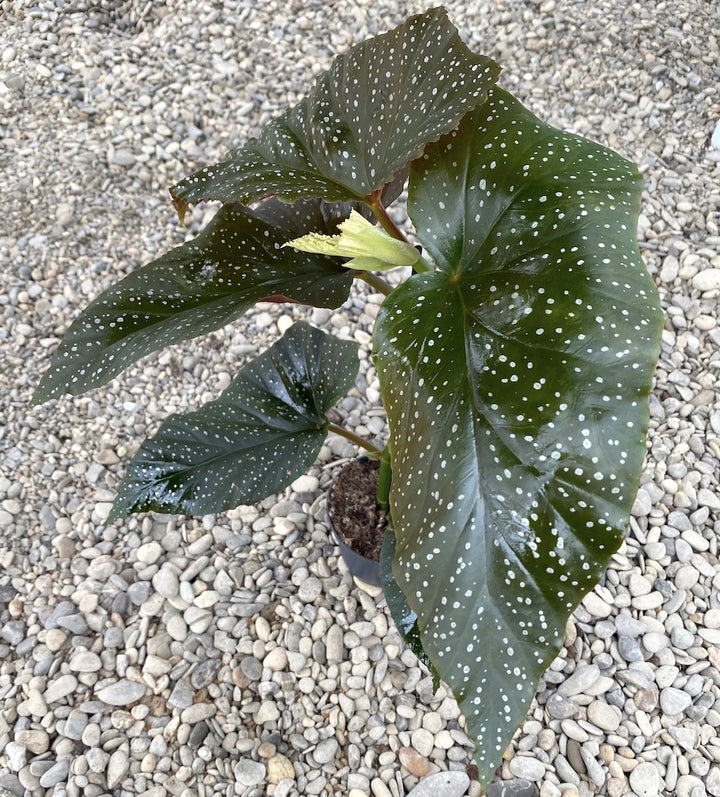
[487,779,536,797]
[234,759,266,787]
[240,656,263,680]
[587,700,622,732]
[64,709,87,739]
[411,728,435,757]
[168,678,193,709]
[705,766,720,797]
[180,703,216,724]
[96,679,146,706]
[629,762,660,797]
[298,576,323,603]
[14,730,50,754]
[660,687,692,715]
[267,754,295,784]
[558,665,600,697]
[399,747,430,778]
[264,648,288,672]
[546,692,578,719]
[326,624,344,663]
[39,760,69,788]
[406,771,471,797]
[692,269,720,292]
[107,748,129,789]
[508,757,546,781]
[55,202,74,226]
[617,635,644,662]
[188,721,210,749]
[69,650,102,672]
[642,632,669,653]
[137,541,163,564]
[634,688,659,712]
[669,725,697,752]
[582,593,612,618]
[152,565,179,598]
[313,738,338,764]
[190,658,221,689]
[615,615,647,637]
[255,701,280,724]
[86,747,110,773]
[44,673,78,703]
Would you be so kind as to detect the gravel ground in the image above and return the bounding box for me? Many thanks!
[1,1,719,796]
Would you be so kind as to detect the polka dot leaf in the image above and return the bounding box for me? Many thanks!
[374,87,663,788]
[108,321,359,520]
[170,7,500,216]
[34,198,360,402]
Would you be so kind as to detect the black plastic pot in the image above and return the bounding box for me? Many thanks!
[326,458,382,587]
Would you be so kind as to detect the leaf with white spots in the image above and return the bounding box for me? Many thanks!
[34,198,359,402]
[108,322,358,520]
[375,88,663,788]
[170,7,500,215]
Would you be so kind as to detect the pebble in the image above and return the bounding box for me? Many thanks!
[406,771,470,797]
[660,687,693,715]
[399,747,430,777]
[44,673,78,703]
[95,679,146,706]
[508,756,546,781]
[629,762,661,797]
[234,759,266,787]
[14,730,49,755]
[587,700,622,732]
[558,665,600,697]
[411,728,435,757]
[313,738,339,764]
[487,779,536,797]
[39,760,69,788]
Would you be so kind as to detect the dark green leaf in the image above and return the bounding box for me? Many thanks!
[374,88,663,787]
[171,7,500,213]
[380,529,440,689]
[34,198,358,402]
[109,322,358,520]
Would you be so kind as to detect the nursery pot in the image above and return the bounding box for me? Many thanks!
[326,457,387,587]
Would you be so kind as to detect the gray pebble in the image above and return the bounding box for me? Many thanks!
[234,759,266,787]
[508,756,545,781]
[629,761,661,797]
[406,771,471,797]
[546,693,578,719]
[660,687,692,715]
[313,738,338,764]
[618,635,644,662]
[298,576,323,603]
[487,779,536,797]
[38,759,69,788]
[558,665,600,696]
[95,679,146,706]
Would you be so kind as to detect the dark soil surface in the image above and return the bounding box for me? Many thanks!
[328,459,387,561]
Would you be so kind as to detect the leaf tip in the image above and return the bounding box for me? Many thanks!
[170,189,189,228]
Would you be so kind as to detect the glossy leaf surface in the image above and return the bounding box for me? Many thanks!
[374,88,662,786]
[171,7,500,214]
[109,322,358,520]
[34,199,357,401]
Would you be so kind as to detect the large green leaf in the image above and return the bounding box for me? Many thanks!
[108,322,358,520]
[34,198,358,402]
[374,88,663,787]
[170,7,500,215]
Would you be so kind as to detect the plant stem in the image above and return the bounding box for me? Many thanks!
[377,446,392,514]
[367,191,433,273]
[328,422,383,456]
[356,270,393,296]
